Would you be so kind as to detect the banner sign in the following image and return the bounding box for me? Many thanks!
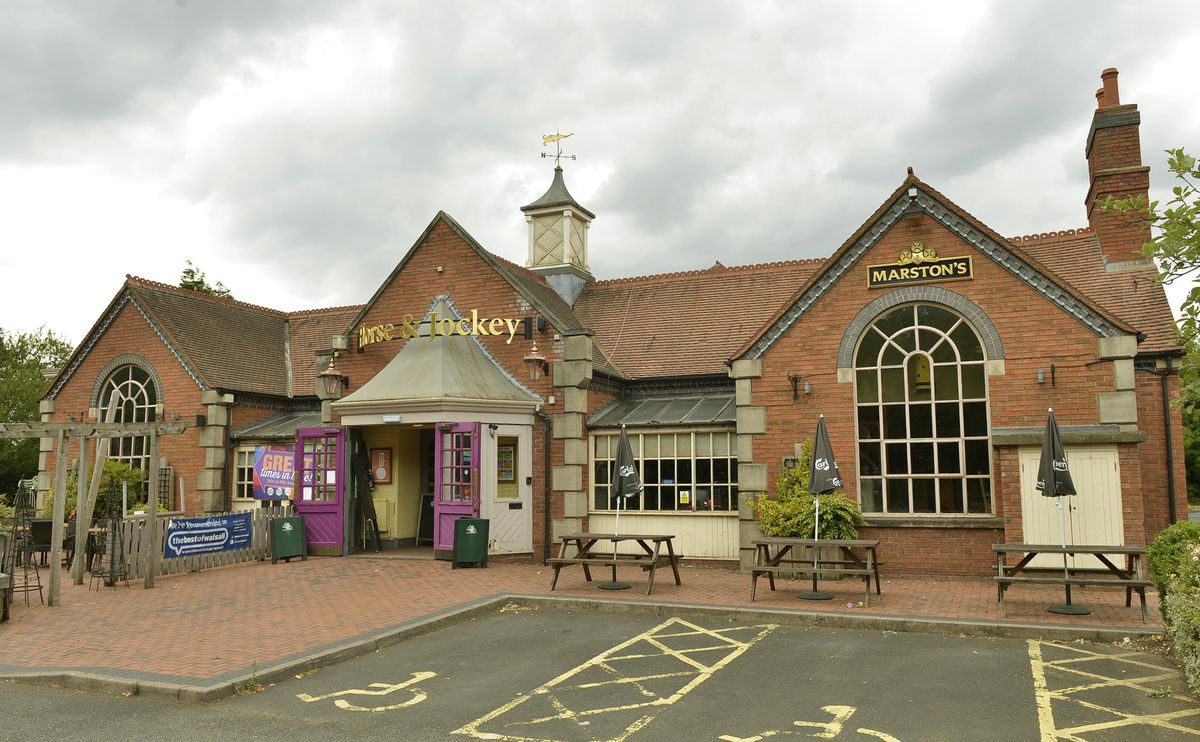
[253,445,312,499]
[163,513,252,558]
[867,241,973,289]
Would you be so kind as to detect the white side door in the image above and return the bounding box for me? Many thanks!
[480,425,533,554]
[1019,445,1123,568]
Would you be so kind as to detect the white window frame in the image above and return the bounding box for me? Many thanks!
[853,303,994,516]
[233,446,257,501]
[589,427,739,516]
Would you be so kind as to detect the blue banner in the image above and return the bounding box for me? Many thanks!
[163,513,253,558]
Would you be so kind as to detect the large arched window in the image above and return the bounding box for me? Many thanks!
[854,304,992,515]
[98,365,158,470]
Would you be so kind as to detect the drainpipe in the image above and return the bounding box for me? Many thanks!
[1138,357,1179,524]
[534,408,552,565]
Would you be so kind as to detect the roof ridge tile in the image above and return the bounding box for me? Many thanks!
[125,274,287,317]
[591,257,824,286]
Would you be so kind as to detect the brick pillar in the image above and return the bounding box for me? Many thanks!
[731,359,766,571]
[197,390,234,513]
[552,332,593,540]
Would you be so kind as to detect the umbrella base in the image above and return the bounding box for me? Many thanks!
[598,582,632,591]
[1047,603,1092,616]
[797,591,834,601]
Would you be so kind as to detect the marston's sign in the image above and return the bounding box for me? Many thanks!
[359,310,524,349]
[867,242,973,289]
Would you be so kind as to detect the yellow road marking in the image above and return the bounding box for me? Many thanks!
[1027,639,1200,739]
[719,705,901,741]
[454,617,778,741]
[296,671,436,713]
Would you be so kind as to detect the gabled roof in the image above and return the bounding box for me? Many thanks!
[734,174,1139,361]
[574,260,820,379]
[1013,230,1179,354]
[44,276,363,400]
[334,296,541,410]
[345,211,592,341]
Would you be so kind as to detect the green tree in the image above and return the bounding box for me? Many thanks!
[0,326,74,494]
[179,260,231,297]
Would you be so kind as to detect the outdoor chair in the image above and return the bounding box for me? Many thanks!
[27,519,52,566]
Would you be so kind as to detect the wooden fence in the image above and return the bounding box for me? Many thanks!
[107,506,290,581]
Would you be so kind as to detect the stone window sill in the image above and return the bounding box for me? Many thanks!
[861,515,1004,529]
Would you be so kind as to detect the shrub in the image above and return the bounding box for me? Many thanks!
[1164,542,1200,694]
[757,440,863,539]
[41,460,147,519]
[1148,521,1200,600]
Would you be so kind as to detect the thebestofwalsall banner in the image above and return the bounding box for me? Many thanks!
[253,445,313,499]
[163,513,253,558]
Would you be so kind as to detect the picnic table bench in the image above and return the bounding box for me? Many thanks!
[751,537,882,606]
[548,533,682,595]
[992,543,1152,622]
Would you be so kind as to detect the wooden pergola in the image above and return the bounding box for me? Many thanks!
[0,419,188,604]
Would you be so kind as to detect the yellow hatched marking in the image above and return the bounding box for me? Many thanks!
[1027,639,1200,740]
[453,617,778,741]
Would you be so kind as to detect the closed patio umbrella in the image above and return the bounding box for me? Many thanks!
[1035,408,1089,615]
[600,425,643,590]
[799,415,843,601]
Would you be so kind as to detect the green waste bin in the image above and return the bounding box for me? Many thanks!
[452,517,488,569]
[270,516,308,564]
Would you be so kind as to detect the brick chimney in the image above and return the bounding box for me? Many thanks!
[1085,67,1151,265]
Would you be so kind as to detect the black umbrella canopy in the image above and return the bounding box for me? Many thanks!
[809,415,843,495]
[1035,408,1076,497]
[610,425,644,501]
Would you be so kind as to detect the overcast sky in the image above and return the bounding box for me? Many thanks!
[2,1,1199,347]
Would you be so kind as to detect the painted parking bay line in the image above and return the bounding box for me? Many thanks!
[454,617,778,742]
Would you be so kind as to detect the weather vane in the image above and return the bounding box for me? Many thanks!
[541,131,576,166]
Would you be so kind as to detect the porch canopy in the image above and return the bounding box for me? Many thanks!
[332,297,542,427]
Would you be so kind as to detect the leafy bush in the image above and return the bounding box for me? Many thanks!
[1163,542,1200,694]
[41,460,147,519]
[1148,521,1200,600]
[757,440,863,539]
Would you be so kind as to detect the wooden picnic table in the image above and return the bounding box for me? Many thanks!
[992,543,1152,621]
[751,537,882,606]
[548,533,682,595]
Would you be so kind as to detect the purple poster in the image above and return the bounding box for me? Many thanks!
[253,445,312,499]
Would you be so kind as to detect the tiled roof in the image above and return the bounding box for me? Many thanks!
[574,260,821,379]
[109,277,362,398]
[127,277,290,396]
[1014,232,1179,354]
[288,305,364,396]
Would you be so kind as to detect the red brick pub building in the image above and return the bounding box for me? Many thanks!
[39,69,1184,575]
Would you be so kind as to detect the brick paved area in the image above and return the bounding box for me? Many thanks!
[0,557,1161,688]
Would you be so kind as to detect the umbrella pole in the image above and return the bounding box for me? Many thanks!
[798,495,833,601]
[1047,497,1090,615]
[599,493,631,591]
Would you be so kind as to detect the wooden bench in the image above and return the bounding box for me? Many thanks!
[995,574,1153,621]
[549,534,682,595]
[751,538,882,606]
[992,544,1151,621]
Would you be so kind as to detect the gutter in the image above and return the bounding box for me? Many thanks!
[534,408,552,565]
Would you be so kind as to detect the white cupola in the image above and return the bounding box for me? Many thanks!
[521,165,594,305]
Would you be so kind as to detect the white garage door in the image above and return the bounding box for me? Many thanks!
[1018,445,1123,569]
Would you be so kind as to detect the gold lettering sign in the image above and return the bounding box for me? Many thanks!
[868,243,973,289]
[358,310,524,349]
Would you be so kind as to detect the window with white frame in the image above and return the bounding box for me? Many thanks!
[97,364,157,471]
[591,428,738,513]
[854,304,993,515]
[234,447,256,500]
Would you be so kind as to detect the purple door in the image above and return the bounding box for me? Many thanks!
[434,422,480,556]
[294,427,346,554]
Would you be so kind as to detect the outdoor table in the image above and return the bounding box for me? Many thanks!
[751,537,882,605]
[992,543,1152,621]
[548,533,682,595]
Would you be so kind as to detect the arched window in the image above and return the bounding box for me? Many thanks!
[854,304,992,515]
[98,365,158,471]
